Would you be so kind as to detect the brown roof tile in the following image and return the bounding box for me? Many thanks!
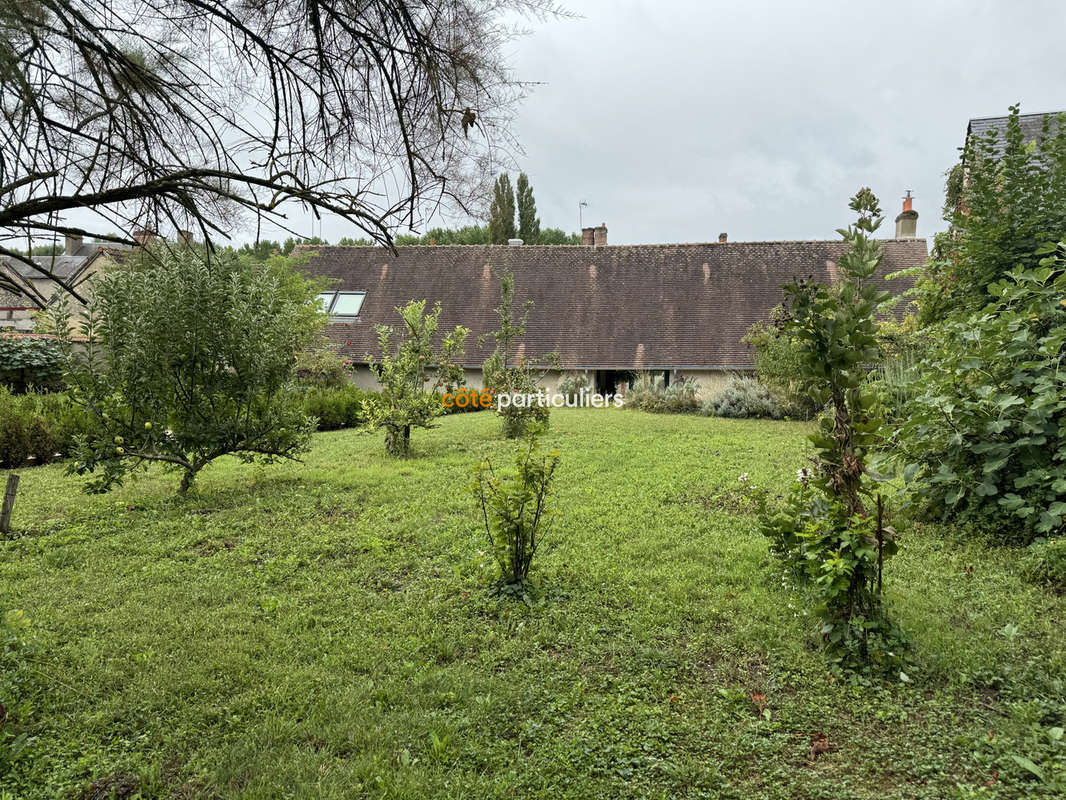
[301,240,926,370]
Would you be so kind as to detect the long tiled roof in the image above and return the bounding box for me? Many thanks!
[301,240,927,371]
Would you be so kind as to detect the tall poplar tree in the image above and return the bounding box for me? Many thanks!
[516,173,541,244]
[488,175,516,244]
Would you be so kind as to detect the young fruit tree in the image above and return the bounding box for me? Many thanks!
[62,248,322,494]
[471,429,560,591]
[753,188,906,674]
[481,269,558,438]
[366,300,468,456]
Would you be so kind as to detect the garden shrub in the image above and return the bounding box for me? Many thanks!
[1020,538,1066,592]
[295,337,351,388]
[557,372,590,402]
[302,384,378,430]
[702,376,784,419]
[625,373,699,414]
[743,312,819,416]
[755,188,906,675]
[471,429,559,591]
[64,248,320,494]
[0,334,66,393]
[366,299,468,455]
[0,393,30,469]
[896,246,1066,543]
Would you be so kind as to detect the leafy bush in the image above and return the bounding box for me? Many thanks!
[756,188,905,674]
[743,313,819,416]
[0,395,30,469]
[64,248,320,494]
[0,388,88,467]
[702,376,784,419]
[366,300,468,455]
[624,373,700,414]
[897,247,1066,543]
[302,384,378,430]
[471,430,559,590]
[0,334,66,393]
[1021,538,1066,592]
[557,372,590,402]
[295,337,351,388]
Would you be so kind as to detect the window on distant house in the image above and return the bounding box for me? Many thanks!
[315,290,366,319]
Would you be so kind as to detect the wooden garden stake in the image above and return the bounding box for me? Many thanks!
[0,473,19,535]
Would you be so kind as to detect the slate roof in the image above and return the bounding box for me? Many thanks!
[966,111,1065,159]
[302,240,927,371]
[0,242,133,281]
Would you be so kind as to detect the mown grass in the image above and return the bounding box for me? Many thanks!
[1,409,1064,799]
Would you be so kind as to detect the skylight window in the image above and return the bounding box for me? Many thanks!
[316,290,366,318]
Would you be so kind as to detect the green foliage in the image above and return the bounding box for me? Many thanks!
[701,376,784,419]
[480,270,557,438]
[624,373,700,414]
[743,313,819,416]
[537,227,582,245]
[919,105,1066,322]
[0,387,87,467]
[759,188,904,673]
[394,226,490,245]
[1021,537,1066,592]
[366,300,468,455]
[488,174,516,244]
[897,246,1066,542]
[0,334,66,393]
[471,429,559,589]
[516,173,541,244]
[556,372,590,402]
[302,384,380,430]
[64,248,319,494]
[295,337,351,388]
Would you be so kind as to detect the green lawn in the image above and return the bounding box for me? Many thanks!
[1,410,1064,798]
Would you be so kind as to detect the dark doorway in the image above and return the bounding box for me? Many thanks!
[594,369,637,396]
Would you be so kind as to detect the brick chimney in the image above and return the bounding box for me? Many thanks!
[132,228,156,247]
[894,191,918,238]
[718,232,727,243]
[64,234,83,255]
[593,223,607,246]
[581,227,595,246]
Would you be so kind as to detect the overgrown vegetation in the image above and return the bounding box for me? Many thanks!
[897,245,1066,542]
[623,373,699,414]
[756,189,905,674]
[0,387,88,468]
[701,376,785,419]
[62,248,320,494]
[366,300,468,455]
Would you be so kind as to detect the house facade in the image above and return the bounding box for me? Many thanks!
[0,235,133,331]
[301,207,927,400]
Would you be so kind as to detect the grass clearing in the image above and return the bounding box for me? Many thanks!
[1,409,1064,798]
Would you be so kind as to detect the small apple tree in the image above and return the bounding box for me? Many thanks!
[63,247,321,494]
[366,300,468,456]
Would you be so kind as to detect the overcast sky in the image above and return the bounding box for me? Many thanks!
[284,0,1066,246]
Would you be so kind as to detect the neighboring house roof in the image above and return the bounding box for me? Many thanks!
[1,241,133,281]
[966,111,1065,159]
[301,240,927,371]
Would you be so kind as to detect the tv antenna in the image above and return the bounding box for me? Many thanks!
[578,200,589,229]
